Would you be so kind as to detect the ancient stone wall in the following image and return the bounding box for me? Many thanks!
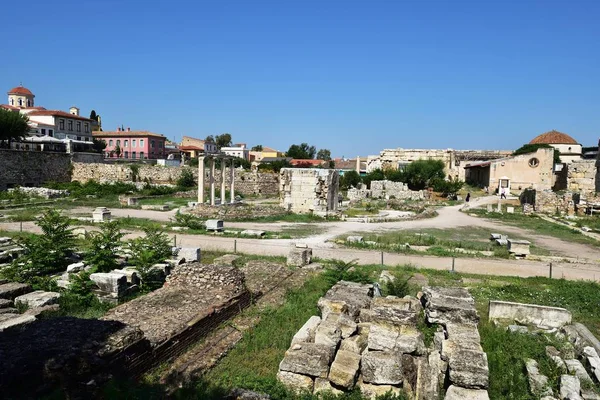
[0,149,71,190]
[567,160,596,193]
[70,152,104,163]
[532,190,576,215]
[348,180,424,201]
[279,168,340,215]
[72,162,279,196]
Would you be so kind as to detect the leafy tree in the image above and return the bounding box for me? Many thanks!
[362,169,385,188]
[432,177,465,197]
[514,143,561,163]
[89,110,97,121]
[0,108,29,142]
[340,170,361,190]
[400,159,446,190]
[316,149,332,161]
[251,145,263,151]
[258,159,292,173]
[384,169,405,182]
[114,143,122,157]
[205,135,215,143]
[215,133,232,148]
[176,168,196,189]
[93,138,106,153]
[128,227,173,292]
[286,143,316,159]
[85,221,124,272]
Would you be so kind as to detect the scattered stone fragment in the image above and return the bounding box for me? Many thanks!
[317,281,373,319]
[346,236,363,243]
[287,246,312,267]
[0,282,33,300]
[448,348,489,389]
[358,377,403,400]
[583,346,600,382]
[444,385,490,400]
[314,313,342,349]
[66,262,86,273]
[489,300,572,329]
[276,371,313,393]
[14,291,60,308]
[279,343,335,378]
[525,359,553,397]
[546,346,567,373]
[421,286,479,325]
[565,359,593,383]
[0,298,13,308]
[507,324,529,334]
[177,247,201,263]
[328,350,361,389]
[560,374,582,400]
[313,378,344,395]
[291,316,321,345]
[0,314,36,332]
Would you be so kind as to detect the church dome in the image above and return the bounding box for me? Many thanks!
[529,130,578,145]
[7,86,34,96]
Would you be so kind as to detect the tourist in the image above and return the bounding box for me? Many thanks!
[466,193,471,202]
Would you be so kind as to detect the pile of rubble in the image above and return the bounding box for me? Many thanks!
[0,237,24,270]
[8,187,69,199]
[277,282,489,399]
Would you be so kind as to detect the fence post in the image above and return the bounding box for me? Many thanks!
[549,262,553,279]
[234,239,237,254]
[381,251,384,266]
[20,221,23,232]
[173,235,177,247]
[451,257,455,273]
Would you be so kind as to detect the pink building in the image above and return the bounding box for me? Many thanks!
[93,128,166,160]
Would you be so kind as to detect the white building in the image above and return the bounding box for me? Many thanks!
[221,143,250,160]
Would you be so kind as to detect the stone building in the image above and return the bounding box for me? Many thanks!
[465,148,555,194]
[529,130,582,163]
[279,168,339,216]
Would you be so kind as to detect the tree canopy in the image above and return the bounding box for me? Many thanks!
[316,149,332,161]
[251,145,263,151]
[0,108,29,142]
[205,135,215,143]
[286,143,316,159]
[513,143,561,163]
[399,159,446,190]
[340,170,361,190]
[215,133,232,148]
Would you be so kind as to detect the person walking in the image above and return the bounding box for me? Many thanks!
[465,192,471,203]
[500,188,507,199]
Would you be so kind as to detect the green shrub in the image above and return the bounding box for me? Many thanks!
[322,259,372,285]
[176,168,196,189]
[128,227,173,292]
[385,273,410,297]
[85,221,124,272]
[172,211,205,230]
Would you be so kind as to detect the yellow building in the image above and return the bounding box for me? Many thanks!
[250,146,283,161]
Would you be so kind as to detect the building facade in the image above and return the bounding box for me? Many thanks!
[222,144,250,160]
[529,130,582,163]
[180,136,218,155]
[93,128,166,160]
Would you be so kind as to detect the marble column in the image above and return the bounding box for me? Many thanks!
[210,158,216,206]
[221,158,227,205]
[197,156,205,204]
[230,159,235,203]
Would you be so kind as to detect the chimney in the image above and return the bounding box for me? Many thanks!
[69,106,79,116]
[117,126,120,132]
[127,127,131,132]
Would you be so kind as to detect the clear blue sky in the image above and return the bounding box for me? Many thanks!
[1,0,599,157]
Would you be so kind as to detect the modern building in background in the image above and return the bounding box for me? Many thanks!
[221,143,250,160]
[93,128,166,160]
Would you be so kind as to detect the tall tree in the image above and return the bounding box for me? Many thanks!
[0,108,29,142]
[286,143,317,159]
[89,110,97,121]
[251,145,263,151]
[205,135,215,143]
[93,138,106,153]
[316,149,332,161]
[215,133,232,148]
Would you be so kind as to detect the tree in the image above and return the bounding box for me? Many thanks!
[93,138,106,153]
[316,149,332,161]
[258,159,291,173]
[114,143,122,158]
[362,169,385,188]
[400,159,446,190]
[286,143,316,159]
[205,135,215,143]
[0,108,29,142]
[251,145,263,151]
[340,170,361,190]
[176,168,196,189]
[215,133,232,148]
[85,221,124,272]
[432,177,464,197]
[89,110,97,121]
[514,143,561,164]
[128,227,173,292]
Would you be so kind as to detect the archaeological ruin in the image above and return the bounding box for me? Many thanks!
[279,168,340,216]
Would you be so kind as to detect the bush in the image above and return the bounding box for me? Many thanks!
[362,169,385,189]
[340,170,361,190]
[400,159,446,190]
[128,227,173,292]
[176,168,196,189]
[432,177,464,197]
[385,273,410,297]
[322,259,372,285]
[85,221,124,272]
[172,211,205,230]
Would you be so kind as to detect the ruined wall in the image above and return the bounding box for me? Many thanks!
[72,162,279,196]
[279,168,340,215]
[533,190,576,215]
[347,180,424,201]
[0,149,71,190]
[567,160,596,193]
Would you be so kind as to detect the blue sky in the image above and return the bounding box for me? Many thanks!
[1,0,599,157]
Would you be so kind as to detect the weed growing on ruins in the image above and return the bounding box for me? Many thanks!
[384,272,410,297]
[172,211,205,230]
[85,221,125,272]
[322,259,373,286]
[128,227,173,292]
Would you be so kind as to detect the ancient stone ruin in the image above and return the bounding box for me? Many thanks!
[348,181,425,202]
[277,282,489,399]
[279,168,340,216]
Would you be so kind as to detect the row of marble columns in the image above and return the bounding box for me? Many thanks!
[197,156,235,205]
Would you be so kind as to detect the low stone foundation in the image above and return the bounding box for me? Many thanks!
[191,203,287,220]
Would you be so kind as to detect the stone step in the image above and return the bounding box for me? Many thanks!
[0,282,33,300]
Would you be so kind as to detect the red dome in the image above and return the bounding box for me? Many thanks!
[529,130,578,145]
[8,86,34,96]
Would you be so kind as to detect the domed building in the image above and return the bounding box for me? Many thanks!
[7,85,35,108]
[529,130,582,163]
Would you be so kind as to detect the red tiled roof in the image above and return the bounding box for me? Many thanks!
[8,86,34,96]
[530,130,578,145]
[0,104,20,111]
[290,159,326,166]
[262,146,278,152]
[179,145,202,151]
[27,110,93,122]
[93,130,166,138]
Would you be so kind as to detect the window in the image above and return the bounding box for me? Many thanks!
[124,140,129,147]
[59,119,65,130]
[132,151,136,159]
[140,139,144,147]
[84,123,89,133]
[27,100,31,107]
[109,140,113,146]
[18,99,22,106]
[529,158,540,168]
[68,120,73,131]
[116,140,121,147]
[10,99,13,105]
[124,151,129,159]
[151,140,155,148]
[77,122,81,132]
[48,129,53,137]
[132,139,136,147]
[77,136,81,141]
[158,141,163,148]
[85,137,89,142]
[41,129,46,135]
[140,152,145,159]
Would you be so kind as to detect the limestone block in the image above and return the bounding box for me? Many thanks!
[361,350,403,385]
[525,359,553,397]
[177,247,201,263]
[279,343,335,378]
[313,378,344,395]
[565,359,593,383]
[90,272,128,296]
[0,298,12,308]
[14,290,60,308]
[369,296,419,326]
[328,350,361,389]
[488,300,572,328]
[368,323,398,351]
[0,314,36,332]
[346,236,364,243]
[314,313,342,349]
[560,374,582,400]
[92,207,111,222]
[276,370,314,393]
[507,324,528,334]
[0,282,33,300]
[113,269,141,285]
[358,377,402,400]
[205,219,224,231]
[291,316,321,345]
[422,286,479,325]
[287,247,312,267]
[444,385,490,400]
[448,348,489,389]
[507,239,531,256]
[340,333,368,354]
[582,390,600,400]
[66,262,86,273]
[241,229,266,238]
[583,346,600,382]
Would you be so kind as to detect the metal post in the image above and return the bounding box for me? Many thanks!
[174,235,177,247]
[234,239,237,254]
[549,262,553,279]
[451,257,455,272]
[381,251,384,266]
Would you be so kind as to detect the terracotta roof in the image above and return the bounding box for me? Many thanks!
[27,110,93,122]
[8,86,34,96]
[529,130,578,145]
[290,159,326,166]
[0,104,20,111]
[262,146,278,152]
[93,130,166,138]
[179,145,203,151]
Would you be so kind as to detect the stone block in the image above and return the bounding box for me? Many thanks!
[507,239,531,256]
[313,378,344,395]
[314,313,342,349]
[560,374,581,400]
[0,298,12,308]
[14,290,60,308]
[448,348,489,389]
[361,350,403,385]
[0,282,33,300]
[346,236,364,243]
[318,281,373,319]
[177,247,201,263]
[287,247,312,267]
[444,385,490,400]
[276,370,314,393]
[241,229,266,238]
[489,300,572,328]
[546,346,567,372]
[0,314,36,332]
[525,359,553,397]
[279,343,335,378]
[291,316,321,345]
[92,207,111,222]
[67,262,86,273]
[422,286,479,325]
[328,350,361,389]
[565,359,593,383]
[340,332,368,354]
[90,272,128,297]
[358,377,402,400]
[369,296,419,326]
